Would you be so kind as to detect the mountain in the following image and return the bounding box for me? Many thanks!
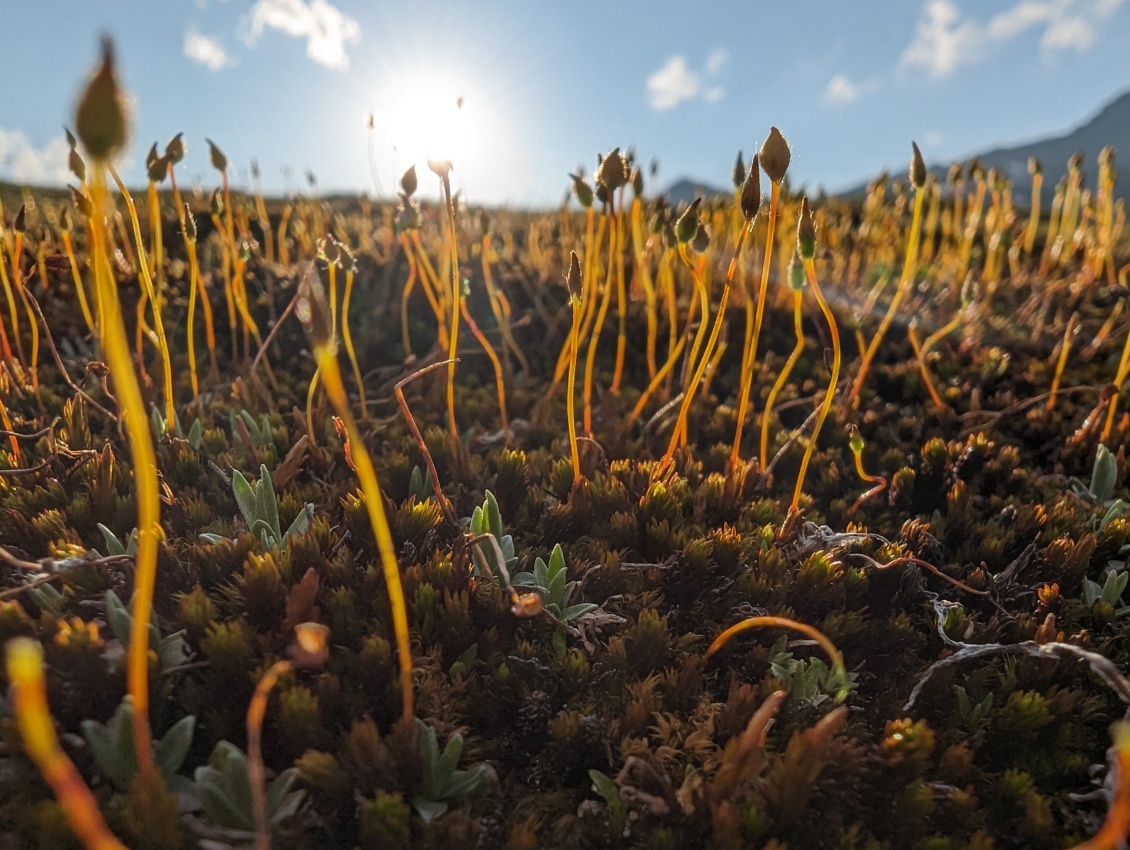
[662,177,731,208]
[843,88,1130,207]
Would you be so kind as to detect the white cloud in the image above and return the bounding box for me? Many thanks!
[646,50,728,111]
[0,128,70,184]
[184,28,235,71]
[901,0,983,78]
[245,0,360,70]
[705,48,729,74]
[821,74,877,106]
[647,56,700,111]
[903,0,1125,78]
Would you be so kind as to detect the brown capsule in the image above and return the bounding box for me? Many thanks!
[760,127,790,185]
[289,623,330,668]
[14,205,25,235]
[674,198,701,244]
[182,204,197,241]
[296,263,335,353]
[565,250,582,301]
[1028,156,1042,176]
[68,147,86,183]
[209,188,223,218]
[596,147,627,192]
[631,166,644,198]
[910,141,926,190]
[731,151,746,190]
[147,152,169,184]
[400,165,417,198]
[58,206,71,233]
[739,154,761,221]
[68,185,93,218]
[511,593,543,618]
[692,221,710,253]
[64,127,77,150]
[569,172,593,208]
[427,158,453,181]
[165,132,185,164]
[205,138,228,172]
[75,37,127,161]
[797,196,816,260]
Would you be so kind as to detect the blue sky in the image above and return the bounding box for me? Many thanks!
[1,0,1128,207]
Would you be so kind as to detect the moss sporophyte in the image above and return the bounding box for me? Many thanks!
[4,34,1130,850]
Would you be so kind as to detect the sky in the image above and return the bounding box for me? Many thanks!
[1,0,1128,208]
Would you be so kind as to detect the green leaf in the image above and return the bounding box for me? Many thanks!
[105,589,132,645]
[284,504,314,544]
[156,715,196,777]
[413,797,448,823]
[187,418,203,449]
[195,741,255,831]
[1083,577,1104,606]
[98,523,126,557]
[1091,444,1118,503]
[231,468,258,529]
[82,702,135,792]
[485,491,502,539]
[561,602,599,622]
[265,768,300,823]
[255,464,282,542]
[1102,570,1128,606]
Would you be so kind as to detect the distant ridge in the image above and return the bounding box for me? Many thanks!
[662,89,1130,211]
[662,177,731,208]
[842,88,1130,207]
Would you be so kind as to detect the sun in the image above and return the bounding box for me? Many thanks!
[372,67,486,195]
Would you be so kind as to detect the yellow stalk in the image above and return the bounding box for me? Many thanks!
[252,180,275,267]
[706,615,843,675]
[790,204,841,516]
[341,264,367,414]
[247,659,289,850]
[460,292,509,444]
[298,267,413,724]
[611,200,628,394]
[108,165,175,424]
[210,210,239,362]
[565,251,583,484]
[183,206,202,413]
[908,322,946,411]
[5,639,128,850]
[0,230,26,366]
[1100,316,1130,443]
[1047,312,1079,413]
[90,164,161,781]
[277,203,292,267]
[629,197,659,380]
[847,425,887,515]
[848,176,925,405]
[12,233,40,390]
[306,367,321,445]
[399,230,421,357]
[60,230,96,333]
[482,233,530,381]
[438,178,462,440]
[401,231,448,351]
[1024,170,1043,256]
[548,209,601,400]
[661,231,746,470]
[731,181,780,471]
[582,212,617,437]
[760,284,804,471]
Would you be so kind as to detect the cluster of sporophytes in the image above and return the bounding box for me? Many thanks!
[3,35,1130,849]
